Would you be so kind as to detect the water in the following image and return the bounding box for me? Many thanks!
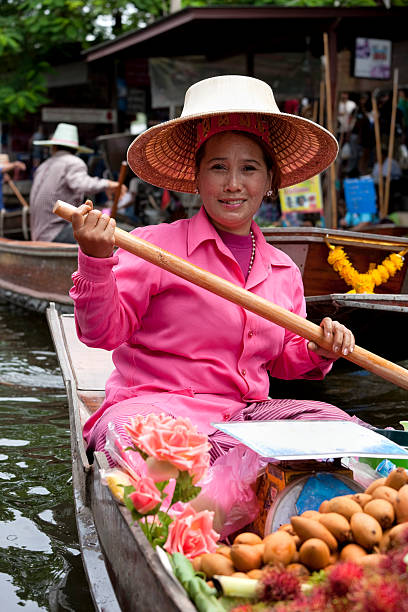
[0,299,407,610]
[0,302,93,611]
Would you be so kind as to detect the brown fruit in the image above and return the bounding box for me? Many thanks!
[216,545,232,560]
[231,572,250,579]
[395,483,408,523]
[230,544,263,572]
[372,486,398,505]
[319,500,330,513]
[364,499,395,530]
[201,553,235,578]
[301,510,321,520]
[350,512,382,549]
[318,512,352,543]
[385,467,408,491]
[247,569,264,580]
[263,530,296,566]
[359,553,387,569]
[325,496,361,520]
[286,563,310,580]
[365,477,387,495]
[291,516,337,552]
[277,523,296,536]
[252,543,265,560]
[386,522,408,551]
[299,538,330,571]
[350,493,372,508]
[191,555,202,571]
[340,543,367,562]
[233,532,263,546]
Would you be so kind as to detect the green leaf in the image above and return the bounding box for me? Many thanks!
[172,471,201,504]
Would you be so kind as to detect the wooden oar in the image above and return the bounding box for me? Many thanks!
[3,173,29,208]
[54,200,408,391]
[109,161,128,220]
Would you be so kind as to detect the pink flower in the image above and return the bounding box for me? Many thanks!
[128,475,162,514]
[125,413,210,483]
[164,504,219,559]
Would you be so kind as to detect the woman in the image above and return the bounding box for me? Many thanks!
[70,75,360,466]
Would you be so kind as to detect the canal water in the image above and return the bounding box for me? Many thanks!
[0,299,407,610]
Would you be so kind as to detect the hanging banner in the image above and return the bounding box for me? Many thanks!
[279,175,323,216]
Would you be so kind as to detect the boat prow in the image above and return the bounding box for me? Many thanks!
[46,303,196,611]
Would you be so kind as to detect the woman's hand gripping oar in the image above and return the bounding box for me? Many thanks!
[54,199,408,391]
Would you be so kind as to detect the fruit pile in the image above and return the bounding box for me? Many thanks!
[195,467,408,581]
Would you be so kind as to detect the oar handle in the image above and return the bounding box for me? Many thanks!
[4,173,29,208]
[54,199,408,391]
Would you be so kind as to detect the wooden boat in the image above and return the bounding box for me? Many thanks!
[47,303,408,610]
[262,226,408,361]
[46,303,195,611]
[0,237,77,313]
[0,207,30,240]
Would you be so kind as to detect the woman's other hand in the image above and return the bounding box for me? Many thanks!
[308,317,355,360]
[72,199,115,258]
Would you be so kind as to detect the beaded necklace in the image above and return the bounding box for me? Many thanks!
[248,230,256,275]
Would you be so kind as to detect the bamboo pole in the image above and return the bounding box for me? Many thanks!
[319,80,325,126]
[54,199,408,391]
[383,69,399,219]
[323,33,337,229]
[371,92,384,217]
[3,173,29,208]
[109,161,128,220]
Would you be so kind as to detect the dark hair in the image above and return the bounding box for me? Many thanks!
[195,130,281,198]
[55,145,77,153]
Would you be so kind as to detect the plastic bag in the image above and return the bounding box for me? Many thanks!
[105,422,145,481]
[191,445,261,540]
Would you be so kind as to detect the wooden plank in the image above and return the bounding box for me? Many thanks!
[60,315,114,391]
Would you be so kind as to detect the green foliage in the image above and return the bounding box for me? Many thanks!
[172,470,202,504]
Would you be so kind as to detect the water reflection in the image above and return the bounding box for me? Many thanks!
[0,301,93,611]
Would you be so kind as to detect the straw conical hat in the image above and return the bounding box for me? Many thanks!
[127,75,338,193]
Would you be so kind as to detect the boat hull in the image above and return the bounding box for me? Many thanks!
[0,238,77,312]
[262,226,408,361]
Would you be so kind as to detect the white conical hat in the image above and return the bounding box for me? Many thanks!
[127,75,338,193]
[33,122,94,154]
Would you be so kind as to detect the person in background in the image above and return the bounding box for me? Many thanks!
[68,74,363,468]
[0,155,26,210]
[29,123,126,243]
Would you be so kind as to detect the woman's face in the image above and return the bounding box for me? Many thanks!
[197,132,272,235]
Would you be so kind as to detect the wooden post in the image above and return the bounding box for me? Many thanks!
[319,80,325,126]
[53,199,408,391]
[324,32,337,229]
[109,161,128,220]
[383,68,399,219]
[371,92,384,217]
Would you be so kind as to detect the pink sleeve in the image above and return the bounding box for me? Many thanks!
[69,247,160,349]
[268,266,334,380]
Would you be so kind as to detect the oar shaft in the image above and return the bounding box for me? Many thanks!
[54,200,408,391]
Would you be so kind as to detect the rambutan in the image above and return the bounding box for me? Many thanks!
[260,566,301,602]
[326,561,364,597]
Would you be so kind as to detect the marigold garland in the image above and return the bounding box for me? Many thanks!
[327,244,406,294]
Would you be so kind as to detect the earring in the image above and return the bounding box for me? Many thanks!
[266,189,273,197]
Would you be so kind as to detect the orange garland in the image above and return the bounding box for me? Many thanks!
[327,244,407,294]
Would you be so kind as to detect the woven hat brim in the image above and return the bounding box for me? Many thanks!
[127,111,338,193]
[33,139,94,154]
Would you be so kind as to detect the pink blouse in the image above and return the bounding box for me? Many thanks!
[70,207,333,441]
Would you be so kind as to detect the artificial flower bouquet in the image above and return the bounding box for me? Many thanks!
[103,413,219,556]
